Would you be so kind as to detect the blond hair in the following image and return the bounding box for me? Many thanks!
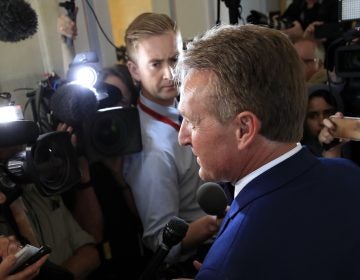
[125,12,179,62]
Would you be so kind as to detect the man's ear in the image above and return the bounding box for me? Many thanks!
[234,111,261,148]
[127,60,141,82]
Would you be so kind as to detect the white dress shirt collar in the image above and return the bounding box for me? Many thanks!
[233,143,302,198]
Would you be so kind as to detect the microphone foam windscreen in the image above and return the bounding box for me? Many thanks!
[0,0,38,42]
[162,216,189,248]
[50,83,99,127]
[196,182,228,217]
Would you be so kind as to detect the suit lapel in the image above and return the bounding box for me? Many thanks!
[217,148,319,237]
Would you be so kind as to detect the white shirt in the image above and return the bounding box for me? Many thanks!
[234,143,302,198]
[123,94,206,262]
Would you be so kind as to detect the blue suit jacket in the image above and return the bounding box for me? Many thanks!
[196,148,360,280]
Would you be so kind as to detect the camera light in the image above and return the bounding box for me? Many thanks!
[73,66,98,87]
[339,0,360,21]
[0,105,24,123]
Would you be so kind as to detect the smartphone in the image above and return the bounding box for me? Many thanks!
[330,116,360,141]
[10,244,51,274]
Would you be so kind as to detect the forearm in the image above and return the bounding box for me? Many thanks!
[73,187,104,243]
[62,244,100,280]
[61,40,75,75]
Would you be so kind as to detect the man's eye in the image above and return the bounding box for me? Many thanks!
[170,58,178,66]
[184,119,195,129]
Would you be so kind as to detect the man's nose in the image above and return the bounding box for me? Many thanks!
[178,123,190,146]
[163,65,173,80]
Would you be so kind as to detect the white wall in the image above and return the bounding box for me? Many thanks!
[0,0,280,119]
[0,0,115,116]
[152,0,280,42]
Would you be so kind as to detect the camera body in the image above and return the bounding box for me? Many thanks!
[0,130,81,202]
[50,81,142,163]
[246,10,294,30]
[335,44,360,78]
[79,106,142,163]
[326,29,360,117]
[0,103,81,201]
[49,51,142,163]
[314,23,344,41]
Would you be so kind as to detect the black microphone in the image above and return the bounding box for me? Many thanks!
[139,216,189,280]
[0,0,38,42]
[50,83,99,126]
[196,182,228,218]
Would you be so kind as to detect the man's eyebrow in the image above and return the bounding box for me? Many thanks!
[148,58,162,63]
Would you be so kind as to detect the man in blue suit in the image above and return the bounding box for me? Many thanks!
[174,24,360,279]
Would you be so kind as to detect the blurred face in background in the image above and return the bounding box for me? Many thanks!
[294,40,322,81]
[104,75,132,107]
[305,95,335,138]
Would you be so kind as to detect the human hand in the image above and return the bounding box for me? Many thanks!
[57,8,78,39]
[319,112,349,157]
[193,260,202,271]
[101,156,128,186]
[56,122,77,147]
[319,112,344,145]
[281,20,303,41]
[303,21,325,40]
[0,236,48,280]
[171,260,202,279]
[56,123,92,183]
[102,156,123,176]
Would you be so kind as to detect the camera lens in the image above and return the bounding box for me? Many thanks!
[30,131,80,196]
[90,110,129,156]
[83,107,142,162]
[34,141,66,183]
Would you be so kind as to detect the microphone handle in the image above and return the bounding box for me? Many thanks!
[138,245,169,280]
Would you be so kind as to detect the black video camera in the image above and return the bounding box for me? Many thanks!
[324,26,360,117]
[0,106,80,203]
[49,52,142,163]
[246,10,294,30]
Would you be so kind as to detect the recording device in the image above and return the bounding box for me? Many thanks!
[10,244,51,274]
[0,0,38,42]
[321,0,360,118]
[246,10,294,30]
[329,116,360,141]
[50,52,142,163]
[0,103,80,200]
[139,216,189,280]
[0,131,81,201]
[196,182,228,218]
[314,23,343,41]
